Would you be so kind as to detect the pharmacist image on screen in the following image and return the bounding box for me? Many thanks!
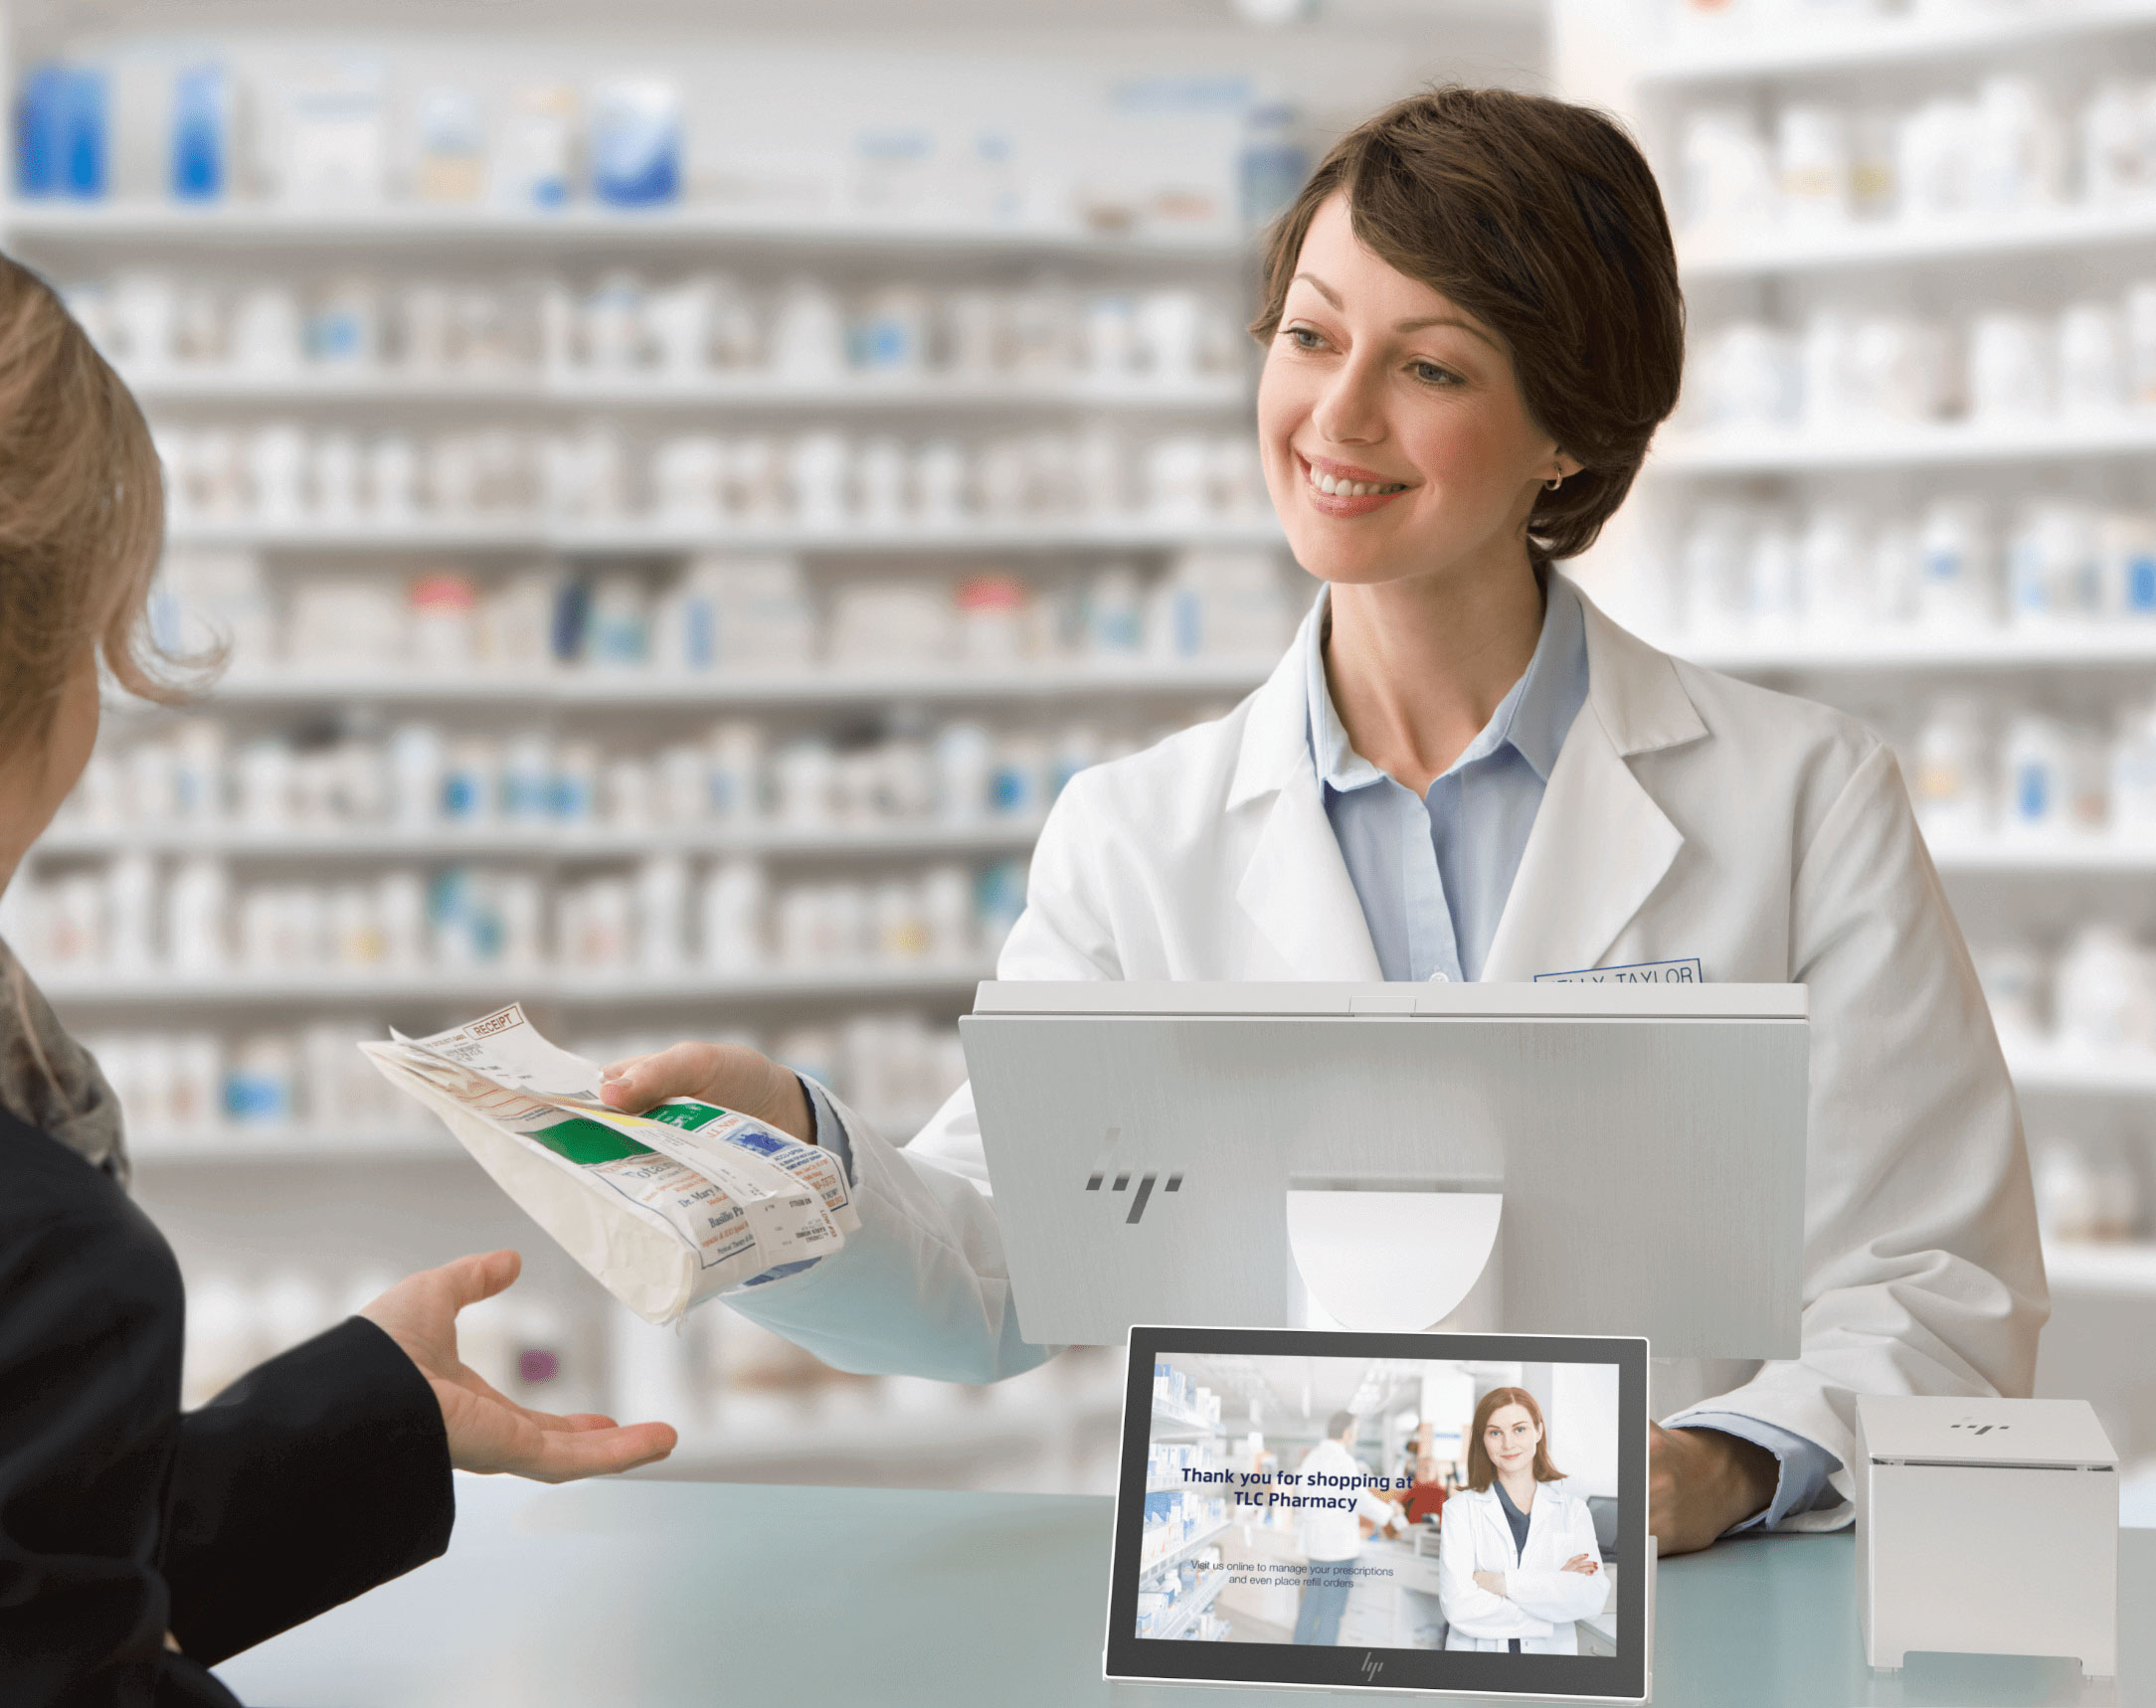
[1436,1387,1606,1654]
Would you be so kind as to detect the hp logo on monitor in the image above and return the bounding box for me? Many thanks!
[1085,1168,1182,1224]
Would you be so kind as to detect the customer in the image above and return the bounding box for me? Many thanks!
[0,255,678,1708]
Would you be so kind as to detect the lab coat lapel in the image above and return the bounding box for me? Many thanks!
[1482,586,1707,983]
[1226,608,1384,981]
[1236,765,1385,980]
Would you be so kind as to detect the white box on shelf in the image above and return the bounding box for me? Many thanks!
[1855,1394,2118,1677]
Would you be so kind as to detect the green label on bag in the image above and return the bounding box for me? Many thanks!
[645,1101,728,1132]
[529,1116,655,1166]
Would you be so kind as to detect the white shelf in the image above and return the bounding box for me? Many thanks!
[36,961,994,1007]
[33,819,1046,861]
[166,518,549,551]
[129,1124,461,1162]
[1924,836,2156,876]
[1638,0,2156,85]
[1675,625,2156,675]
[2044,1240,2156,1300]
[128,368,1249,416]
[1683,198,2156,280]
[2005,1042,2156,1098]
[0,199,1246,260]
[163,516,1282,554]
[1144,1518,1232,1582]
[1151,1399,1225,1440]
[1149,1572,1230,1642]
[1653,414,2156,474]
[203,657,1272,707]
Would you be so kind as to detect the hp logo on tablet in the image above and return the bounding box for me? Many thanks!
[1360,1654,1384,1680]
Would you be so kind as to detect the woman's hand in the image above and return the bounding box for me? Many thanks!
[599,1040,813,1143]
[1650,1423,1778,1556]
[1472,1569,1508,1598]
[360,1251,677,1482]
[1560,1553,1599,1576]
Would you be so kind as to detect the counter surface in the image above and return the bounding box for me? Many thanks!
[216,1476,2151,1707]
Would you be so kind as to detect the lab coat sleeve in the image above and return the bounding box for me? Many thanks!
[1355,1486,1398,1531]
[1663,742,2049,1527]
[1433,1502,1544,1643]
[720,779,1119,1383]
[1503,1500,1608,1625]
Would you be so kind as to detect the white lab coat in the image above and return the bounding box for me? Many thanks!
[1294,1438,1399,1562]
[1435,1481,1606,1653]
[727,578,2049,1528]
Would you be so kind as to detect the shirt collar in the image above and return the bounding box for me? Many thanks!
[1304,576,1588,795]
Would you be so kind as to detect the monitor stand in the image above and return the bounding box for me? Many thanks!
[1284,1186,1504,1332]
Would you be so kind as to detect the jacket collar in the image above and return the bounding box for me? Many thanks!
[1227,576,1708,981]
[1229,576,1705,812]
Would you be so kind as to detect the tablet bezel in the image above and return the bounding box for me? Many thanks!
[1105,1326,1649,1702]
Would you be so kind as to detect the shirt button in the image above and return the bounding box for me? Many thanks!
[1428,970,1451,982]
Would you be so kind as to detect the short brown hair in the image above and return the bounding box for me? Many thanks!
[1251,85,1684,568]
[1465,1386,1564,1491]
[0,253,179,764]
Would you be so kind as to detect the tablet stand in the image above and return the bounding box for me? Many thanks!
[1284,1187,1504,1331]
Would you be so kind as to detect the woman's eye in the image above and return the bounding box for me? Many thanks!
[1287,327,1324,351]
[1410,361,1455,386]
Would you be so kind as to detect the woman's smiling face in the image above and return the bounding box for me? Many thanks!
[1483,1403,1541,1474]
[1256,192,1573,591]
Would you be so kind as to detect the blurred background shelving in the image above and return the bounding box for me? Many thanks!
[6,0,2152,1504]
[0,0,1546,1494]
[1560,0,2156,1480]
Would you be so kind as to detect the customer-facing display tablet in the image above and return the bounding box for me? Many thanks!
[1106,1327,1650,1703]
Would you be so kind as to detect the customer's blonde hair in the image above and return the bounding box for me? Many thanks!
[0,253,180,767]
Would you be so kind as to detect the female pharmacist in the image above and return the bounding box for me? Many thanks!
[606,86,2046,1556]
[0,258,676,1707]
[1436,1386,1604,1654]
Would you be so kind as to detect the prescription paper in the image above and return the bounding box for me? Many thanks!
[360,1004,857,1323]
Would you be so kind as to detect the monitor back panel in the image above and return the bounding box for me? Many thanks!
[962,1011,1807,1359]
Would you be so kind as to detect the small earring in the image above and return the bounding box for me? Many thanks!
[1544,474,1563,491]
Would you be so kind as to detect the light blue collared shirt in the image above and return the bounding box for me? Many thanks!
[1304,574,1838,1532]
[1305,578,1587,985]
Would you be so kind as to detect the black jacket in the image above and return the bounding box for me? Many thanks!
[0,1107,455,1706]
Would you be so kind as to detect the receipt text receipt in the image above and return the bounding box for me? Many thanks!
[360,1004,857,1323]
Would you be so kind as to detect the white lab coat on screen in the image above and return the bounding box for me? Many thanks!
[726,577,2048,1529]
[1294,1438,1398,1562]
[1435,1481,1606,1653]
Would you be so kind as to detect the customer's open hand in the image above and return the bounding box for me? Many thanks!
[1649,1423,1778,1557]
[360,1251,677,1482]
[599,1039,813,1143]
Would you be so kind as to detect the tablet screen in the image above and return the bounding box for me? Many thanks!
[1105,1327,1648,1702]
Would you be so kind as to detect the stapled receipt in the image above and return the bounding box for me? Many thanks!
[360,1004,857,1323]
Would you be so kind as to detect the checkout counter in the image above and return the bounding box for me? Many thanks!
[215,1475,2149,1707]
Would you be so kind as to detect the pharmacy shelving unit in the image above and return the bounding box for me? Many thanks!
[0,11,1290,1490]
[1562,0,2156,1456]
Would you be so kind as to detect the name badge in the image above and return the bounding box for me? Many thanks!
[1533,957,1704,985]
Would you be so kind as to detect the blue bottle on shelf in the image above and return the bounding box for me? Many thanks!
[17,63,107,199]
[171,64,229,202]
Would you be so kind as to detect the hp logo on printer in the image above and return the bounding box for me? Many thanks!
[1949,1420,2012,1438]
